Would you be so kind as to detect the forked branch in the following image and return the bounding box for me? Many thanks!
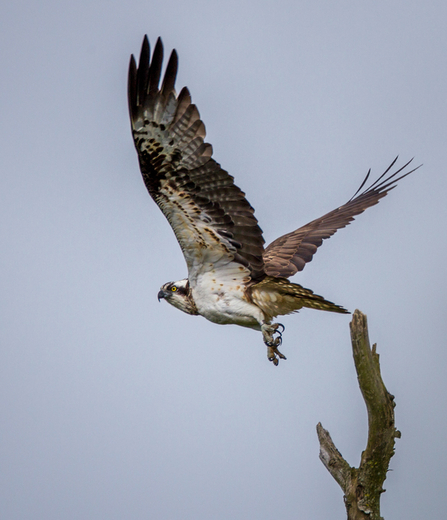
[317,310,400,519]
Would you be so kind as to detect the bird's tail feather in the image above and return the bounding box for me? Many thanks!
[249,276,349,319]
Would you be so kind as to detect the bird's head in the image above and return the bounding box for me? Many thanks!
[157,279,198,315]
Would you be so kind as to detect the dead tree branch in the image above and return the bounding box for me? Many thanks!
[317,310,400,520]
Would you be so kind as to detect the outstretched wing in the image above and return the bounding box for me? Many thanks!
[263,158,419,278]
[128,36,265,281]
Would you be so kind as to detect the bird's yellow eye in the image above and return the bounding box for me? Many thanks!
[171,286,177,292]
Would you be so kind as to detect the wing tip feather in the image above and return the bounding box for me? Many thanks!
[264,156,419,279]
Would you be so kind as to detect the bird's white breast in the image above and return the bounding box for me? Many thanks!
[191,265,264,329]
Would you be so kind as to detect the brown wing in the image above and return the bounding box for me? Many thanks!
[128,36,265,280]
[263,158,419,278]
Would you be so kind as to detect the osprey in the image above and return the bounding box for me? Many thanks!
[128,36,417,365]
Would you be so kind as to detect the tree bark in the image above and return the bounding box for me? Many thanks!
[317,310,400,519]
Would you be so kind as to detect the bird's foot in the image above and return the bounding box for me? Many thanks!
[266,344,287,366]
[261,323,286,366]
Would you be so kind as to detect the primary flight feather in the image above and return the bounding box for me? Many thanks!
[128,36,417,365]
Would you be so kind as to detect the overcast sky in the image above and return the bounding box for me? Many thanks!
[1,1,446,519]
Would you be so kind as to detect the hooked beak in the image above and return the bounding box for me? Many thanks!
[157,290,167,302]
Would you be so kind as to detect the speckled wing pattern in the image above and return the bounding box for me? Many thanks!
[263,158,419,278]
[128,36,265,282]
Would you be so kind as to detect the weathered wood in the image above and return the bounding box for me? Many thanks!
[317,310,400,520]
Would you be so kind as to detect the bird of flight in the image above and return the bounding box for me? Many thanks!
[128,36,417,365]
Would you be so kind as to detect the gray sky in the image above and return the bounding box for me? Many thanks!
[1,1,446,518]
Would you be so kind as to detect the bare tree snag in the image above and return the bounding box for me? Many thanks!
[317,310,401,520]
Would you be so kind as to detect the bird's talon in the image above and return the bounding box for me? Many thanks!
[262,323,286,364]
[267,345,286,365]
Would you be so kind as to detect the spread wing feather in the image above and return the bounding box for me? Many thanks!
[263,158,420,278]
[128,36,265,280]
